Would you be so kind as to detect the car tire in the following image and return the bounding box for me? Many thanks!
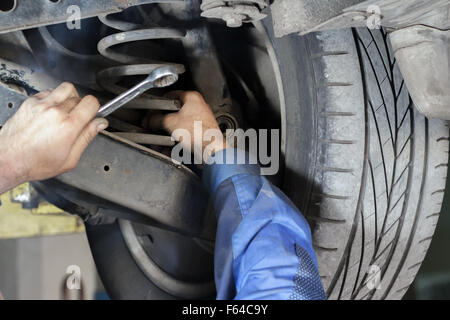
[270,24,449,299]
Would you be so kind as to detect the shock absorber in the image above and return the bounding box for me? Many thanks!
[95,10,186,146]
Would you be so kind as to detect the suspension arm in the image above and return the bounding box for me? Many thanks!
[0,66,214,241]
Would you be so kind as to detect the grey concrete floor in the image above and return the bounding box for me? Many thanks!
[0,232,101,300]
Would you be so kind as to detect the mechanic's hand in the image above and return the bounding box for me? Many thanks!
[143,91,228,163]
[0,82,108,192]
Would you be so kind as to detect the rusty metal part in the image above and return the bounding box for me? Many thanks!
[114,132,175,146]
[0,58,61,126]
[0,59,59,94]
[0,58,109,125]
[201,0,268,27]
[0,0,183,34]
[270,0,450,37]
[389,26,450,119]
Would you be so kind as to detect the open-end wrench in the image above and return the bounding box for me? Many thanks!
[96,65,179,118]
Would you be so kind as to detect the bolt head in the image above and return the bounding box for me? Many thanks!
[223,13,244,27]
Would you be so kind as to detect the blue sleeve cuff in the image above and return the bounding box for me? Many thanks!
[202,148,260,196]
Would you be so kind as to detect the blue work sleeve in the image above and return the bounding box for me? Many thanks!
[202,148,326,300]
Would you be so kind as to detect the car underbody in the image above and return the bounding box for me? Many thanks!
[0,0,449,300]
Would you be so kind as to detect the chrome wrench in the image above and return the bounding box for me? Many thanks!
[96,65,179,118]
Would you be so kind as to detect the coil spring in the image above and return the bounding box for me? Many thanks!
[95,11,187,146]
[96,12,186,112]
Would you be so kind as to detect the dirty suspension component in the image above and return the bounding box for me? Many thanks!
[96,8,187,147]
[96,13,185,111]
[200,0,268,27]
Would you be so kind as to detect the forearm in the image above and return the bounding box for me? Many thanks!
[0,160,24,194]
[203,148,326,300]
[203,148,260,298]
[0,145,27,194]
